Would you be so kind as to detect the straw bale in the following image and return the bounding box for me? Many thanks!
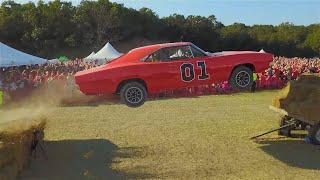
[272,74,320,122]
[0,118,46,180]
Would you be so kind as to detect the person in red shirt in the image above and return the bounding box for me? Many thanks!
[259,74,267,89]
[291,69,299,80]
[274,67,281,79]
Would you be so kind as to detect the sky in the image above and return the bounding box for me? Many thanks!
[6,0,320,25]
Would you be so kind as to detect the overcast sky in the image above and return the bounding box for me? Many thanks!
[6,0,320,25]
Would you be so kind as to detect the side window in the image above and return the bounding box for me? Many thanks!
[144,46,194,62]
[144,53,159,62]
[144,49,170,62]
[167,46,193,61]
[190,45,207,58]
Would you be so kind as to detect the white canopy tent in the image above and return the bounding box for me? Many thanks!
[84,42,123,64]
[84,51,96,60]
[48,59,60,64]
[0,42,47,67]
[259,49,266,53]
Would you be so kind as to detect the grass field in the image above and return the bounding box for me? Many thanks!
[19,90,320,179]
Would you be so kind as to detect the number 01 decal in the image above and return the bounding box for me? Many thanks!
[180,61,210,82]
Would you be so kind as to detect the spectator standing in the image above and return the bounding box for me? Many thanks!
[0,90,3,107]
[251,72,258,92]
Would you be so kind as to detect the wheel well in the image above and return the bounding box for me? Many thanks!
[116,78,147,94]
[234,63,255,72]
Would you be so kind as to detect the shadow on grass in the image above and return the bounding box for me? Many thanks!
[19,139,155,180]
[258,139,320,170]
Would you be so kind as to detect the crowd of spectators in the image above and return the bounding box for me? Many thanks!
[0,56,319,104]
[256,56,320,89]
[0,59,99,102]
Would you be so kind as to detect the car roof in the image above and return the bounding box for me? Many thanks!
[108,42,194,65]
[150,42,192,48]
[130,42,193,53]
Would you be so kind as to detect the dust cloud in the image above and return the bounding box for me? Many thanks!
[0,81,69,132]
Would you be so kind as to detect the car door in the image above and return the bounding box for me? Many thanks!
[143,45,195,92]
[187,45,214,87]
[169,45,215,89]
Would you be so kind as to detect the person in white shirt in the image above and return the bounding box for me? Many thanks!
[10,82,17,91]
[65,72,75,98]
[18,80,25,89]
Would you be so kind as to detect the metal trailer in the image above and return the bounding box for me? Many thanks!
[251,106,320,145]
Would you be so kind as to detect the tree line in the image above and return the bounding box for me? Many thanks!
[0,0,319,58]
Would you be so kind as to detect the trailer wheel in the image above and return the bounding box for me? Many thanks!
[309,123,320,145]
[278,116,292,137]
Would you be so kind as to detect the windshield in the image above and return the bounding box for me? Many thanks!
[191,44,208,56]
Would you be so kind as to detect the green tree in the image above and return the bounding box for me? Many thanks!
[0,0,319,58]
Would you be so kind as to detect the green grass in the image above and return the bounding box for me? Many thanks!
[20,91,320,179]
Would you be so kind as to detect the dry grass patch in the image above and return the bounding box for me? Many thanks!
[19,90,320,179]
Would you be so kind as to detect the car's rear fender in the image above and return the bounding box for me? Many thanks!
[227,53,272,78]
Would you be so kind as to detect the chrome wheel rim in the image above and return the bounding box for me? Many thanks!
[125,87,143,104]
[236,71,251,87]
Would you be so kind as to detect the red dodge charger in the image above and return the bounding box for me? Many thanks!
[75,42,273,107]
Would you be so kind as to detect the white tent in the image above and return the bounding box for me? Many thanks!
[259,49,266,53]
[0,42,47,67]
[84,51,96,60]
[88,42,123,64]
[48,59,60,64]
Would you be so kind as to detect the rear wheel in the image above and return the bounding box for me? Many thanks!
[229,66,253,90]
[120,82,147,107]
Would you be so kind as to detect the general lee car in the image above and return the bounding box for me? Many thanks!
[75,42,273,107]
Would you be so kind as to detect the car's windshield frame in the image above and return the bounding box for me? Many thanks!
[190,44,208,57]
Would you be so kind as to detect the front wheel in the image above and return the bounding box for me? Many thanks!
[229,66,253,90]
[120,82,147,107]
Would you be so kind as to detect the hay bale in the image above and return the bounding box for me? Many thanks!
[0,118,46,180]
[0,162,19,180]
[0,146,14,169]
[273,74,320,122]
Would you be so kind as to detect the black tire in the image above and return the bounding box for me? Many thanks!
[120,81,147,107]
[309,123,320,145]
[278,116,292,137]
[229,66,253,90]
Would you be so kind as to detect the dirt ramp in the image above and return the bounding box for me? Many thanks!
[272,74,320,122]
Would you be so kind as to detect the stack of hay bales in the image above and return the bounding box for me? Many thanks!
[0,118,46,180]
[272,74,320,122]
